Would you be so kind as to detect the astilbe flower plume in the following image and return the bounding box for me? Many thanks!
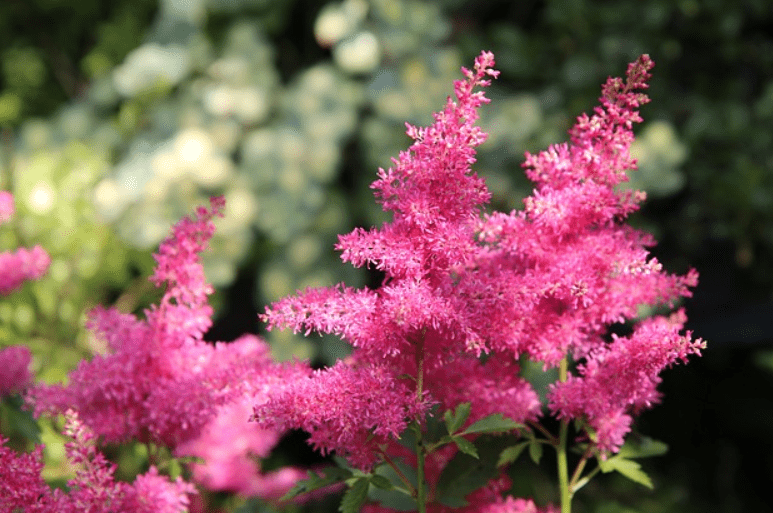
[28,197,230,446]
[26,197,304,500]
[257,50,703,509]
[0,409,194,512]
[257,51,541,473]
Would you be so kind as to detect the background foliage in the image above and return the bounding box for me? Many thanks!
[2,0,772,512]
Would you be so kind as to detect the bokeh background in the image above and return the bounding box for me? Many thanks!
[1,0,772,512]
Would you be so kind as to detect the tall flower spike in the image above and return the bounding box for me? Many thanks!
[29,199,281,448]
[549,310,705,454]
[258,51,542,473]
[264,51,504,359]
[452,54,698,367]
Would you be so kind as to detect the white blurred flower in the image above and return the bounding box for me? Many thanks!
[27,181,56,214]
[113,43,191,97]
[333,31,380,74]
[314,0,368,47]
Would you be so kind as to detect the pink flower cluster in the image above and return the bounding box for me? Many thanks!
[259,52,542,472]
[0,345,32,397]
[549,309,705,452]
[26,196,303,500]
[1,190,50,398]
[257,50,703,509]
[0,409,194,512]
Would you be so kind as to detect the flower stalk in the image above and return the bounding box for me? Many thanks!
[557,357,571,513]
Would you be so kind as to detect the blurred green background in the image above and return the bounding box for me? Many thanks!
[1,0,772,511]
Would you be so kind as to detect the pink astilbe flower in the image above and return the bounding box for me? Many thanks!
[0,345,33,396]
[424,355,540,428]
[0,410,195,512]
[264,52,501,360]
[260,53,540,472]
[27,199,289,453]
[259,51,702,505]
[26,198,305,499]
[549,310,705,453]
[28,197,227,445]
[0,439,57,511]
[477,497,559,513]
[0,190,51,296]
[456,55,697,366]
[176,376,310,499]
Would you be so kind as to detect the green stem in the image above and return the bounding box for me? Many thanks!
[568,445,593,491]
[557,357,571,513]
[415,331,427,513]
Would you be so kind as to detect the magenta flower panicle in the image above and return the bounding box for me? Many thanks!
[26,197,305,500]
[258,51,542,472]
[258,51,703,508]
[0,345,33,397]
[28,196,228,445]
[28,199,275,447]
[0,409,195,512]
[548,309,705,454]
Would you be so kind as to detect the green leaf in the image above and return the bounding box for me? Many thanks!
[598,456,653,489]
[395,425,417,451]
[452,436,479,459]
[459,413,522,436]
[369,474,394,490]
[340,477,370,513]
[280,467,353,501]
[497,442,529,467]
[528,441,543,464]
[617,436,669,459]
[368,460,417,511]
[436,437,502,506]
[445,402,471,435]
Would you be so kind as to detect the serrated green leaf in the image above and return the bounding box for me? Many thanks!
[528,441,543,464]
[452,436,479,459]
[340,477,370,513]
[459,413,522,436]
[280,467,353,501]
[497,442,529,467]
[598,456,653,489]
[445,403,472,435]
[369,474,393,490]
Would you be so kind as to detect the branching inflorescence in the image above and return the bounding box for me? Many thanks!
[256,52,704,512]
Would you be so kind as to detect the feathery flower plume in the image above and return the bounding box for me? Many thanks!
[258,51,702,512]
[0,409,194,512]
[258,52,541,473]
